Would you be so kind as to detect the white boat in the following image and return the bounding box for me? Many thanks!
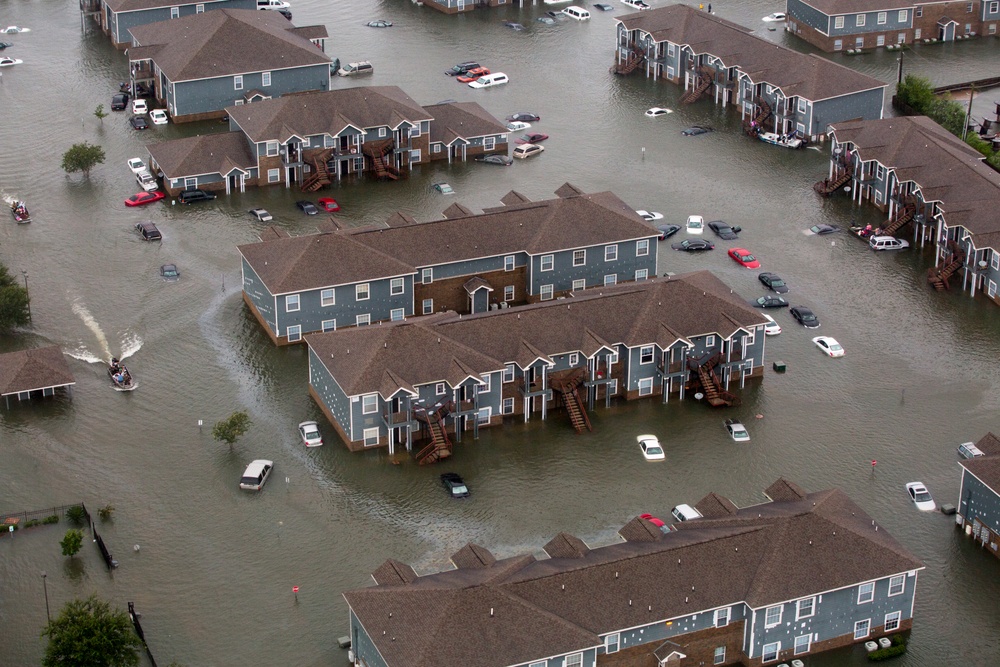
[758,131,803,149]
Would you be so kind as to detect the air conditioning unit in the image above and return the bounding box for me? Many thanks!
[347,649,355,663]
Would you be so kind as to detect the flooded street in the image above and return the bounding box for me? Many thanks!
[2,1,1000,665]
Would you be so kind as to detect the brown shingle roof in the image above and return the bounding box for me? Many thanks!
[543,533,591,559]
[764,477,808,502]
[618,4,886,101]
[104,0,229,13]
[795,0,913,14]
[618,516,667,542]
[695,491,739,518]
[371,559,418,586]
[226,86,431,143]
[0,346,75,397]
[451,543,498,570]
[147,131,255,179]
[425,102,509,145]
[128,10,330,81]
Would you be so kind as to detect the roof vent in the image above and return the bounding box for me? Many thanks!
[561,584,565,590]
[648,605,652,611]
[490,608,494,617]
[685,596,689,603]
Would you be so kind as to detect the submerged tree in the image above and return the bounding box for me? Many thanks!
[42,595,141,667]
[61,142,106,178]
[0,262,30,331]
[60,529,83,557]
[212,411,252,447]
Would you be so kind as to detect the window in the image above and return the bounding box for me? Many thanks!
[858,582,875,604]
[480,374,491,393]
[503,364,515,383]
[992,2,999,14]
[390,277,404,295]
[196,3,204,12]
[423,299,434,315]
[877,34,886,46]
[502,397,514,414]
[609,351,619,365]
[764,605,782,627]
[855,36,865,48]
[714,607,730,627]
[321,319,336,332]
[834,39,843,50]
[484,137,495,150]
[637,239,649,256]
[422,268,433,284]
[991,24,998,34]
[884,611,901,632]
[888,574,905,596]
[378,128,386,138]
[992,250,1000,271]
[794,634,811,655]
[713,647,726,665]
[266,141,279,156]
[796,98,807,115]
[267,168,280,183]
[262,71,271,87]
[504,285,515,302]
[286,325,301,342]
[605,244,618,261]
[362,394,378,414]
[321,289,335,307]
[916,7,922,17]
[476,407,491,425]
[967,1,973,11]
[436,383,446,396]
[965,22,972,33]
[285,294,300,312]
[796,597,815,620]
[668,43,676,56]
[356,314,370,326]
[432,144,441,153]
[540,284,554,301]
[569,353,579,366]
[356,284,370,301]
[899,9,907,21]
[915,28,921,38]
[363,427,379,447]
[706,335,716,347]
[170,6,179,18]
[854,619,870,640]
[604,274,617,286]
[667,65,676,79]
[573,249,586,266]
[505,255,515,271]
[541,254,554,271]
[835,16,845,28]
[635,268,648,281]
[605,633,620,654]
[762,642,780,663]
[877,11,886,24]
[856,14,865,26]
[565,654,582,667]
[640,346,654,364]
[410,149,421,163]
[234,75,243,90]
[390,308,404,322]
[529,663,546,667]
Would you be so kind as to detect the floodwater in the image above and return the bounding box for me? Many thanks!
[2,1,1000,665]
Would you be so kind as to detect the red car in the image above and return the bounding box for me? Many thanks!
[456,67,490,83]
[515,132,549,145]
[124,191,165,207]
[728,247,760,269]
[317,197,340,212]
[639,513,666,528]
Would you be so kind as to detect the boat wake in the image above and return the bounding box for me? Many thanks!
[118,331,143,361]
[64,346,104,364]
[71,300,112,361]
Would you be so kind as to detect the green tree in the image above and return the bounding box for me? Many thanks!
[895,74,936,114]
[212,411,252,447]
[0,262,30,331]
[94,104,108,123]
[61,142,106,178]
[929,98,967,136]
[60,529,83,557]
[42,595,141,667]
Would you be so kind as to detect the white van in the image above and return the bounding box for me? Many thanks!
[468,72,509,89]
[671,504,703,523]
[337,61,373,77]
[869,235,910,251]
[562,6,591,19]
[135,170,158,192]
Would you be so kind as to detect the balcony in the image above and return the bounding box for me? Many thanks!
[382,410,413,427]
[516,378,550,398]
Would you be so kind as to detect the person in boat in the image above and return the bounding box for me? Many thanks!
[110,358,120,373]
[114,372,125,384]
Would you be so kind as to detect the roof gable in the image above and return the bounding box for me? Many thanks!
[0,346,76,396]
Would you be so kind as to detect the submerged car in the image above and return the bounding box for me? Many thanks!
[111,92,129,110]
[456,67,490,83]
[682,125,713,136]
[240,459,273,491]
[129,116,149,130]
[708,220,740,239]
[127,157,147,174]
[512,143,544,159]
[441,472,470,498]
[507,112,540,122]
[761,313,781,336]
[685,215,705,234]
[475,154,513,166]
[790,306,820,328]
[0,56,21,67]
[468,72,508,88]
[636,210,663,222]
[160,264,179,279]
[249,208,273,222]
[515,132,549,145]
[296,200,319,214]
[869,235,910,251]
[725,419,750,442]
[150,109,169,125]
[671,238,714,252]
[657,224,681,240]
[906,482,935,511]
[125,191,165,207]
[762,12,787,21]
[728,247,760,269]
[135,221,162,241]
[958,442,985,459]
[594,3,615,9]
[812,336,844,357]
[178,189,216,204]
[366,19,392,28]
[433,182,455,194]
[757,272,789,294]
[318,197,340,212]
[645,107,673,117]
[445,61,479,76]
[298,420,323,447]
[637,434,665,461]
[752,295,789,308]
[506,120,531,132]
[810,224,839,235]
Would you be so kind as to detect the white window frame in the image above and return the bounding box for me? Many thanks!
[899,9,908,21]
[356,313,371,326]
[706,335,716,347]
[503,364,515,383]
[363,427,379,447]
[362,393,378,414]
[640,346,654,364]
[410,149,422,163]
[266,141,279,156]
[856,13,866,26]
[321,289,335,307]
[477,406,491,425]
[834,39,843,50]
[170,5,179,18]
[195,3,204,12]
[390,277,404,295]
[484,136,495,150]
[967,1,973,11]
[635,268,648,281]
[604,244,618,262]
[762,642,780,663]
[504,285,515,302]
[480,374,491,394]
[667,65,676,79]
[505,255,515,271]
[636,239,650,256]
[992,250,1000,270]
[540,284,554,301]
[878,11,887,24]
[356,283,370,301]
[540,254,554,271]
[432,143,442,153]
[855,36,865,48]
[888,574,905,596]
[667,43,676,56]
[876,34,886,46]
[502,397,514,414]
[572,279,586,291]
[798,98,807,114]
[286,325,301,342]
[234,75,243,90]
[858,581,875,604]
[884,611,901,632]
[605,633,620,654]
[992,2,999,13]
[422,268,433,284]
[796,596,815,620]
[713,646,726,665]
[378,127,386,138]
[285,294,300,312]
[390,308,405,322]
[835,15,845,28]
[423,298,434,315]
[321,319,336,332]
[262,71,271,87]
[573,249,586,266]
[564,654,583,667]
[267,168,280,183]
[794,634,811,655]
[563,353,577,367]
[604,274,617,286]
[714,607,730,627]
[854,619,871,640]
[435,383,446,396]
[764,605,782,628]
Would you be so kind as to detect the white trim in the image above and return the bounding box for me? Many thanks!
[884,610,902,632]
[887,574,905,597]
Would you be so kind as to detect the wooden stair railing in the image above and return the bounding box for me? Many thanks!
[417,418,452,465]
[612,45,645,75]
[881,204,916,236]
[813,171,852,196]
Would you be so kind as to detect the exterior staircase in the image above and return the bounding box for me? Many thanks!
[813,171,852,196]
[612,45,645,76]
[927,242,965,292]
[881,203,916,237]
[362,139,400,180]
[551,371,592,434]
[691,355,739,408]
[742,98,772,136]
[680,66,715,104]
[416,418,452,465]
[300,148,334,192]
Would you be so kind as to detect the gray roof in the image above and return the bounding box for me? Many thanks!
[617,4,886,101]
[344,482,923,667]
[960,432,1000,493]
[238,187,658,295]
[104,0,231,14]
[0,346,75,397]
[424,101,510,145]
[306,271,768,397]
[226,86,432,144]
[127,10,329,82]
[831,116,1000,237]
[147,131,256,179]
[794,0,913,15]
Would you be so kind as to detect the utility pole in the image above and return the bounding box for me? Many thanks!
[21,270,30,323]
[963,86,975,142]
[896,49,904,85]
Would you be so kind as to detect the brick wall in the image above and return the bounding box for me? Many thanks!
[914,1,981,37]
[414,266,527,315]
[597,622,745,666]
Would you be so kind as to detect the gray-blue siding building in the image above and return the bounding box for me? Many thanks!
[957,432,1000,560]
[614,4,887,141]
[127,9,330,122]
[343,479,923,667]
[97,0,254,47]
[304,271,766,453]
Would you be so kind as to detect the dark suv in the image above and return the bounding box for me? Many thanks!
[445,61,479,76]
[135,221,162,241]
[178,189,217,204]
[111,93,129,111]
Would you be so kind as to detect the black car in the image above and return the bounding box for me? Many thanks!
[757,272,789,294]
[790,306,820,328]
[506,112,540,122]
[752,295,789,308]
[475,154,513,166]
[671,238,715,252]
[111,92,129,111]
[657,223,681,240]
[441,472,470,498]
[296,200,319,215]
[545,9,567,17]
[129,116,149,130]
[810,224,839,235]
[0,42,13,50]
[708,220,741,239]
[178,189,217,204]
[445,61,479,76]
[160,264,179,279]
[135,221,162,241]
[277,8,292,19]
[682,126,713,136]
[593,3,615,10]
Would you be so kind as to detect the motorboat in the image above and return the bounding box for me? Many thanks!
[758,132,803,149]
[10,200,30,223]
[108,358,137,391]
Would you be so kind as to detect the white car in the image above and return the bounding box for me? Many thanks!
[0,57,23,67]
[512,143,544,159]
[686,215,705,234]
[468,72,508,89]
[249,208,273,222]
[637,434,665,461]
[127,157,147,174]
[132,99,148,115]
[135,170,158,192]
[812,336,844,357]
[906,482,935,511]
[958,442,985,459]
[150,109,169,125]
[645,107,673,117]
[762,12,786,22]
[636,210,663,222]
[257,0,290,9]
[240,459,274,491]
[725,419,750,442]
[761,313,781,336]
[869,235,910,251]
[298,420,323,447]
[506,121,531,132]
[1,26,30,34]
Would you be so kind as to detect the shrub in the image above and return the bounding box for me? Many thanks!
[65,506,86,525]
[42,515,59,525]
[98,505,115,521]
[60,529,83,557]
[868,644,907,661]
[3,523,17,532]
[24,519,41,528]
